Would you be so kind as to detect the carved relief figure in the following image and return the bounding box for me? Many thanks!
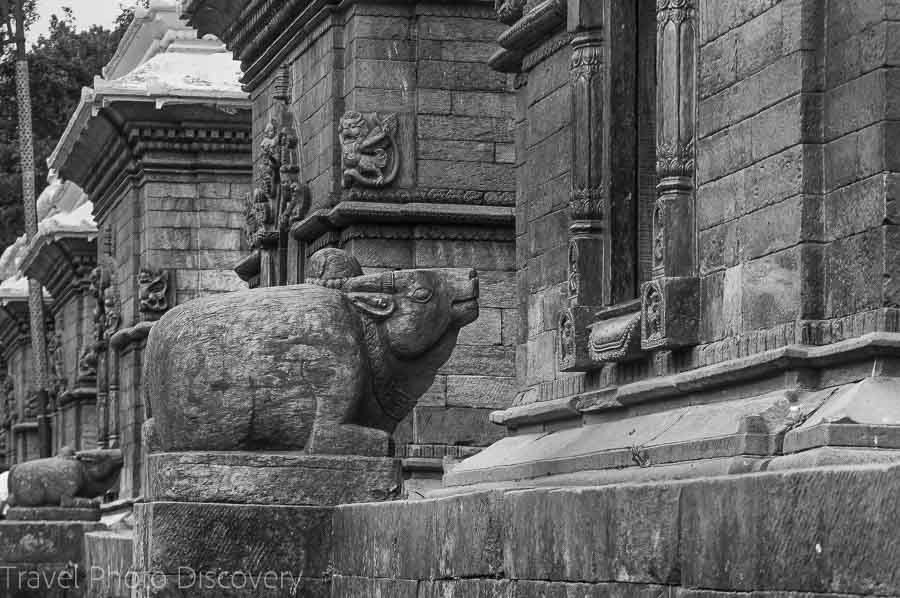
[103,293,121,341]
[653,203,665,267]
[246,116,309,256]
[47,331,66,398]
[339,111,399,188]
[645,285,663,341]
[89,266,108,342]
[0,377,13,427]
[559,311,576,368]
[568,240,580,300]
[145,249,479,456]
[77,343,98,383]
[139,268,170,315]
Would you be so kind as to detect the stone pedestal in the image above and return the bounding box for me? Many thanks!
[0,518,103,597]
[132,452,402,597]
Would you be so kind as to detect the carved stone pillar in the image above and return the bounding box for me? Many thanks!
[560,0,641,372]
[642,0,699,352]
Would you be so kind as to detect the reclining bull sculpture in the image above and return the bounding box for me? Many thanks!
[7,447,123,508]
[144,249,479,455]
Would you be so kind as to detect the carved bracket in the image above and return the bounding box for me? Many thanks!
[559,303,645,372]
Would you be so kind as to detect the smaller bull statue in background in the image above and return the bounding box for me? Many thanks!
[144,248,480,456]
[7,447,123,508]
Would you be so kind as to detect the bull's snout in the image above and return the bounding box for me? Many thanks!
[447,268,479,327]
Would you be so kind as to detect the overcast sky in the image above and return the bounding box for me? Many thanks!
[28,0,139,43]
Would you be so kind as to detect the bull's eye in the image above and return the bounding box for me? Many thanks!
[411,288,433,303]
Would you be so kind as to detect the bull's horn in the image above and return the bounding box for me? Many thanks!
[344,271,395,294]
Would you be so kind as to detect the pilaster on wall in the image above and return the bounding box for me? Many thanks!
[640,0,700,361]
[560,0,646,372]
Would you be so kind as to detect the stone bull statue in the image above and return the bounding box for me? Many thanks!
[144,249,480,455]
[7,447,123,508]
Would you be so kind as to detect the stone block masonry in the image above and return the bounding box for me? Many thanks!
[329,463,900,597]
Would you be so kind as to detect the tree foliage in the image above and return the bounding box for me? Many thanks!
[0,2,143,255]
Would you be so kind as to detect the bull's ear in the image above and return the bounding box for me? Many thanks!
[347,293,395,319]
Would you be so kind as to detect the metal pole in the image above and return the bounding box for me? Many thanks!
[13,0,51,458]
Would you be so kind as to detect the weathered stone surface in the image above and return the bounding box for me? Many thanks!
[419,579,512,598]
[131,574,328,598]
[331,576,418,598]
[331,491,504,579]
[503,486,680,583]
[134,501,332,576]
[0,520,103,564]
[84,531,133,598]
[7,448,123,508]
[680,464,900,594]
[145,252,480,455]
[6,507,100,521]
[147,452,401,505]
[413,406,502,446]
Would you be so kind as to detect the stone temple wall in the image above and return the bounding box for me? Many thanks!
[69,1,900,597]
[223,0,520,487]
[325,463,900,598]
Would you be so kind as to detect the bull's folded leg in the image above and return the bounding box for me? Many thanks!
[307,422,392,456]
[60,495,96,508]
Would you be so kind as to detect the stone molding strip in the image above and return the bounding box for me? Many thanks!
[495,332,900,427]
[292,202,514,242]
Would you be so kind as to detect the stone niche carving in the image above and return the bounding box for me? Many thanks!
[7,447,124,508]
[339,111,399,188]
[251,118,309,236]
[138,267,170,317]
[145,248,479,456]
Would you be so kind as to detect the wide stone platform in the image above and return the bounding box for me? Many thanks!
[445,334,900,490]
[328,462,900,597]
